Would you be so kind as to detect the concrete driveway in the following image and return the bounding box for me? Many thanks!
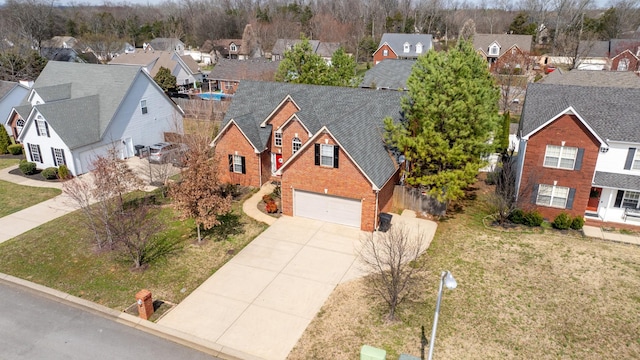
[158,214,436,360]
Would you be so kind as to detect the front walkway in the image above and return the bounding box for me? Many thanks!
[582,225,640,246]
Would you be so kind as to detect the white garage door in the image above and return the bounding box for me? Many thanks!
[294,190,362,228]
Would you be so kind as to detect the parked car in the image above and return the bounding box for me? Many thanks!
[148,142,188,165]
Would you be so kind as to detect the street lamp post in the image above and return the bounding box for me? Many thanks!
[427,271,457,360]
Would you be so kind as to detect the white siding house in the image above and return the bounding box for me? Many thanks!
[1,81,29,136]
[16,62,184,176]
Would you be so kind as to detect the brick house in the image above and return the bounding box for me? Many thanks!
[373,33,433,65]
[473,34,532,69]
[515,71,640,226]
[211,81,404,231]
[207,59,280,94]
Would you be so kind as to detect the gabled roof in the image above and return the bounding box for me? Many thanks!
[19,62,180,150]
[473,34,532,57]
[577,40,610,58]
[0,80,27,101]
[520,82,640,143]
[610,39,640,57]
[40,47,83,63]
[147,38,184,52]
[316,42,341,58]
[220,81,404,188]
[377,33,433,57]
[271,39,321,55]
[208,59,280,82]
[211,39,243,56]
[541,69,640,88]
[360,59,414,90]
[109,49,201,77]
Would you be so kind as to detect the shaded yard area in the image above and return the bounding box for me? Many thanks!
[289,181,640,359]
[0,195,267,310]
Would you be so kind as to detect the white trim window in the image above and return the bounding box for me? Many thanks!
[382,49,388,57]
[53,148,66,166]
[489,44,500,56]
[292,137,301,154]
[544,145,578,169]
[536,184,570,208]
[233,154,243,173]
[274,132,282,147]
[29,143,41,163]
[618,58,629,71]
[140,99,148,115]
[320,144,334,167]
[416,43,423,54]
[622,191,640,208]
[16,119,24,135]
[403,42,410,53]
[230,43,237,52]
[36,120,48,137]
[632,151,640,170]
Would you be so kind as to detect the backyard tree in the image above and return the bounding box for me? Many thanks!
[153,66,177,93]
[274,36,329,85]
[327,47,359,87]
[169,137,232,243]
[384,40,500,203]
[359,225,426,322]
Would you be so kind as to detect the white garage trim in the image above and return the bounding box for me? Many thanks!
[293,190,362,228]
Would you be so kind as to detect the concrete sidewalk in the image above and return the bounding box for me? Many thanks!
[582,225,640,246]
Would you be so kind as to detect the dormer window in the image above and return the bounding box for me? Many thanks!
[403,42,410,53]
[618,58,629,71]
[416,43,423,54]
[274,132,282,147]
[230,43,237,52]
[489,43,500,56]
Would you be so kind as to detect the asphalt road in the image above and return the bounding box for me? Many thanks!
[0,281,217,360]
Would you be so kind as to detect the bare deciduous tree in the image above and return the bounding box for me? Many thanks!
[359,225,426,321]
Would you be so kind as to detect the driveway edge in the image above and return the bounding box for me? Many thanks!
[0,272,262,360]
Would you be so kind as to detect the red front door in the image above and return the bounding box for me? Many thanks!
[586,187,602,211]
[275,154,283,170]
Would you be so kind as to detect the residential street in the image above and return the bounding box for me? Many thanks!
[0,280,217,360]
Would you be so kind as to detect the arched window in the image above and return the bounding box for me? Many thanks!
[230,43,237,52]
[16,119,24,135]
[292,137,302,154]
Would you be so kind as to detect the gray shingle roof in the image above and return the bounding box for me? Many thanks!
[0,81,18,100]
[360,59,414,90]
[521,82,640,143]
[378,33,433,58]
[594,171,640,191]
[271,39,320,56]
[27,62,143,149]
[209,59,280,82]
[577,40,610,58]
[148,38,184,52]
[473,34,533,57]
[221,81,404,188]
[541,69,640,88]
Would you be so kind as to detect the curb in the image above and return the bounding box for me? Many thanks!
[0,272,263,360]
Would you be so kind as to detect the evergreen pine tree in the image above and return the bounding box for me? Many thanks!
[0,125,11,154]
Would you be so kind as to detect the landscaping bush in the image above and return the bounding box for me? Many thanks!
[265,200,278,213]
[7,144,22,155]
[570,216,585,230]
[58,164,70,179]
[18,160,36,175]
[0,125,10,154]
[41,167,58,180]
[508,208,525,224]
[262,194,273,203]
[552,213,572,230]
[522,210,544,227]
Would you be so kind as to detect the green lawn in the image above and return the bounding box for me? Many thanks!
[0,158,21,169]
[0,193,267,310]
[0,180,61,218]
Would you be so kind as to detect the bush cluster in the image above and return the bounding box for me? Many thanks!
[552,212,585,230]
[41,167,58,180]
[58,164,70,179]
[7,144,22,155]
[19,160,36,175]
[508,209,544,227]
[262,193,279,214]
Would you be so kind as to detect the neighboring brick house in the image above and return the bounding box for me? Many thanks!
[515,71,640,226]
[373,33,433,65]
[211,81,404,231]
[609,39,640,71]
[360,59,414,90]
[473,34,532,68]
[207,59,280,94]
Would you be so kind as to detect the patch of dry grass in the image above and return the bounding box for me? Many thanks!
[289,182,640,359]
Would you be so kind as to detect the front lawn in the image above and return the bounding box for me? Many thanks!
[289,181,640,359]
[0,158,21,169]
[0,193,267,310]
[0,180,61,217]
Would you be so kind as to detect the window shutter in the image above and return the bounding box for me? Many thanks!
[44,122,50,137]
[241,156,246,174]
[51,148,56,165]
[333,145,339,168]
[624,148,636,170]
[314,144,320,166]
[61,150,66,165]
[228,154,233,172]
[531,184,539,204]
[574,148,584,170]
[566,188,576,209]
[37,145,42,163]
[35,122,40,136]
[27,143,33,162]
[614,190,624,208]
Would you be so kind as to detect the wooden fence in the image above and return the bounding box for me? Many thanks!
[171,97,230,122]
[392,185,447,216]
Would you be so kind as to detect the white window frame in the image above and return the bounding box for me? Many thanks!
[36,119,47,137]
[536,184,570,208]
[403,42,410,53]
[232,154,243,173]
[230,43,237,52]
[631,151,640,170]
[140,99,148,115]
[274,132,282,147]
[489,44,500,56]
[618,58,629,71]
[16,119,24,135]
[416,43,423,54]
[544,145,578,170]
[622,191,640,209]
[320,144,334,167]
[292,137,301,154]
[382,49,388,57]
[29,143,41,163]
[53,148,65,166]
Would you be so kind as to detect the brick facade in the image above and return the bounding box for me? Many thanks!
[373,44,397,64]
[215,122,261,187]
[518,114,600,220]
[611,50,639,71]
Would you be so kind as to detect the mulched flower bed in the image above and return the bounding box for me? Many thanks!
[8,168,62,183]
